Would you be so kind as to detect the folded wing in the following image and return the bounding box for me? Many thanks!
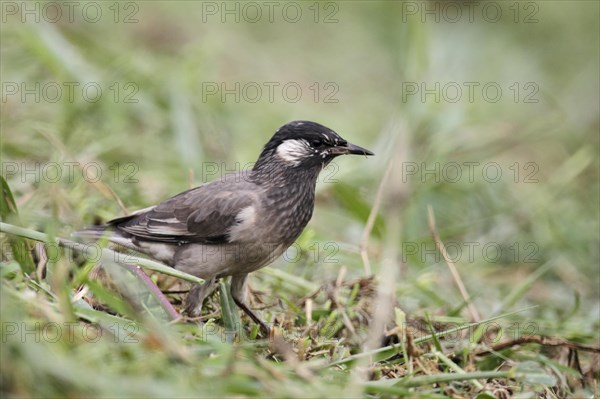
[110,181,259,245]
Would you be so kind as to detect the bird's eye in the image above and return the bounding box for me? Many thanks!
[311,139,323,147]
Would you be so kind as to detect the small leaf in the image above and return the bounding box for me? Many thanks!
[219,279,241,342]
[515,361,557,387]
[0,177,36,274]
[475,392,498,399]
[0,175,19,218]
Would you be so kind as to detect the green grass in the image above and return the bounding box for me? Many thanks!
[1,1,599,398]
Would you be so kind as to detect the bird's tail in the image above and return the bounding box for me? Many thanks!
[74,212,139,242]
[72,225,112,241]
[72,225,138,251]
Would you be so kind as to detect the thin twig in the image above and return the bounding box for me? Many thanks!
[121,263,181,321]
[427,205,481,322]
[360,160,394,276]
[188,168,195,189]
[476,336,600,355]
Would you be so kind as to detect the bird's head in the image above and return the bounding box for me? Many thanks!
[254,121,374,172]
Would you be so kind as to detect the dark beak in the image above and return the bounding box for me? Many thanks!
[330,141,374,156]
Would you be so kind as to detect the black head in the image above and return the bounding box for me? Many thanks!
[254,121,373,170]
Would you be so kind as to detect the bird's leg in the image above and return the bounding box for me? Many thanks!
[183,276,218,318]
[230,274,270,337]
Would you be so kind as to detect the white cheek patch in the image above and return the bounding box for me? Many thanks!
[276,139,312,165]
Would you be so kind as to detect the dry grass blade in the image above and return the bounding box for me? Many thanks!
[427,205,481,322]
[355,192,403,393]
[36,128,128,214]
[360,160,394,276]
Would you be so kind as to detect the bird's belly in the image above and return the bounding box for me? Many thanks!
[173,242,287,279]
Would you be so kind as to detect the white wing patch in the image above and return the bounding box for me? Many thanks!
[228,206,257,242]
[276,139,312,166]
[130,206,156,215]
[159,217,180,224]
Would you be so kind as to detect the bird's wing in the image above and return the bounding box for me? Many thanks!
[110,180,260,244]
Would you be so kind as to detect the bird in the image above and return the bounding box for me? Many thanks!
[78,121,374,335]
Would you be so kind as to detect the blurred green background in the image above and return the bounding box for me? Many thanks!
[1,1,598,397]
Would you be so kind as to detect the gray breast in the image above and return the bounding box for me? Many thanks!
[261,170,318,246]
